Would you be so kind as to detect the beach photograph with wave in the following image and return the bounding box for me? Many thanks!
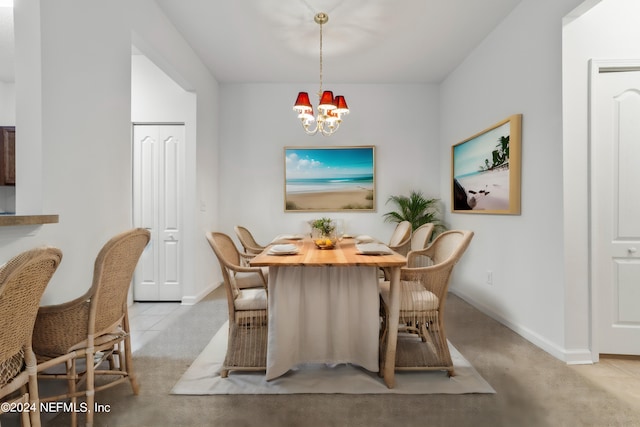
[284,146,375,211]
[451,115,522,214]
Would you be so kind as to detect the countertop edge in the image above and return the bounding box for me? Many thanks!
[0,214,60,226]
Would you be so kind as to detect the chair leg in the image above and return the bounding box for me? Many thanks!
[85,347,95,427]
[65,358,78,427]
[379,310,388,344]
[25,348,42,427]
[122,312,139,395]
[107,347,117,371]
[22,393,32,427]
[123,335,139,394]
[434,316,455,378]
[419,322,429,342]
[116,341,124,370]
[378,297,389,376]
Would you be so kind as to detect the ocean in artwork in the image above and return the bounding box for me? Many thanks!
[286,175,374,194]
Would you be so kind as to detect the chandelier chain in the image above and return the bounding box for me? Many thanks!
[318,18,323,99]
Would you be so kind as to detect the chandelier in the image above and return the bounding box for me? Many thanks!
[293,12,349,136]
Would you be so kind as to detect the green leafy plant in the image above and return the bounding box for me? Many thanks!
[479,135,510,172]
[311,217,335,236]
[383,190,445,233]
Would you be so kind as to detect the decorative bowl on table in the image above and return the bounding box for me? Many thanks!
[314,237,336,249]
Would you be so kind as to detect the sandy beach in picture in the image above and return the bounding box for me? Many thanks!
[455,168,510,211]
[286,187,374,210]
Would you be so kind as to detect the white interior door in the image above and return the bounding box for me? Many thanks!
[133,124,184,301]
[591,61,640,356]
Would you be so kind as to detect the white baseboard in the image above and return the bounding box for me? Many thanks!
[565,349,595,365]
[181,281,222,305]
[450,289,594,365]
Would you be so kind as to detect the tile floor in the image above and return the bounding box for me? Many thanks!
[128,300,186,353]
[127,300,640,409]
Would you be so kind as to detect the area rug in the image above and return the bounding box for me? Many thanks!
[171,322,495,395]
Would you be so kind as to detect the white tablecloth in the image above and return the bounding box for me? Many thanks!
[266,265,380,380]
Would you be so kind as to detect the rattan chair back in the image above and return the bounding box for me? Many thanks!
[33,228,151,356]
[210,231,243,273]
[410,223,435,251]
[234,225,265,255]
[0,246,62,427]
[206,231,267,313]
[405,229,474,303]
[388,221,412,256]
[90,228,151,337]
[207,231,242,305]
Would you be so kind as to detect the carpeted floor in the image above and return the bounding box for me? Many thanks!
[33,286,640,426]
[170,321,494,395]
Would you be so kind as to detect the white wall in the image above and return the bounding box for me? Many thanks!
[4,0,218,306]
[0,81,15,124]
[563,0,640,361]
[38,1,133,305]
[13,0,42,214]
[440,0,584,361]
[218,83,441,244]
[132,54,195,123]
[0,81,15,212]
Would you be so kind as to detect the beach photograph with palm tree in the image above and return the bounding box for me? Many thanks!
[452,114,521,214]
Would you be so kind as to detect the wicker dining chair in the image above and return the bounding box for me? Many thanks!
[0,247,63,427]
[206,232,268,378]
[408,223,436,268]
[379,220,413,280]
[388,221,412,256]
[223,228,269,290]
[410,223,435,252]
[32,228,150,427]
[379,230,474,377]
[234,225,266,256]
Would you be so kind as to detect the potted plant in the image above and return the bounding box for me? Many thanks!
[383,190,445,234]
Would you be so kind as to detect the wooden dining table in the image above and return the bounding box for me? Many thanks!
[250,237,406,388]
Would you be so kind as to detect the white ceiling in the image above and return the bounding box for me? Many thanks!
[154,0,523,84]
[0,0,523,84]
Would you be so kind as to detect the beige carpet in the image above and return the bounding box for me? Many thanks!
[171,321,495,395]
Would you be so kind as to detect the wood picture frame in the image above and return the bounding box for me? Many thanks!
[451,114,522,215]
[284,146,375,212]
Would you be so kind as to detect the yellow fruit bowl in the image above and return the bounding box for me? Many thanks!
[314,238,336,249]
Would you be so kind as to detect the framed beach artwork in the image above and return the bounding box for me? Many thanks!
[284,146,375,212]
[451,114,522,215]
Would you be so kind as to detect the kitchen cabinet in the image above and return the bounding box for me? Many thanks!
[0,126,15,186]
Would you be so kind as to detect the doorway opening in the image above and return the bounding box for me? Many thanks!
[131,49,196,302]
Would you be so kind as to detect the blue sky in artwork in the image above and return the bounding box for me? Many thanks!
[285,148,374,180]
[453,122,510,177]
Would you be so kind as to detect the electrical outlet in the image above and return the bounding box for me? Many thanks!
[486,270,493,285]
